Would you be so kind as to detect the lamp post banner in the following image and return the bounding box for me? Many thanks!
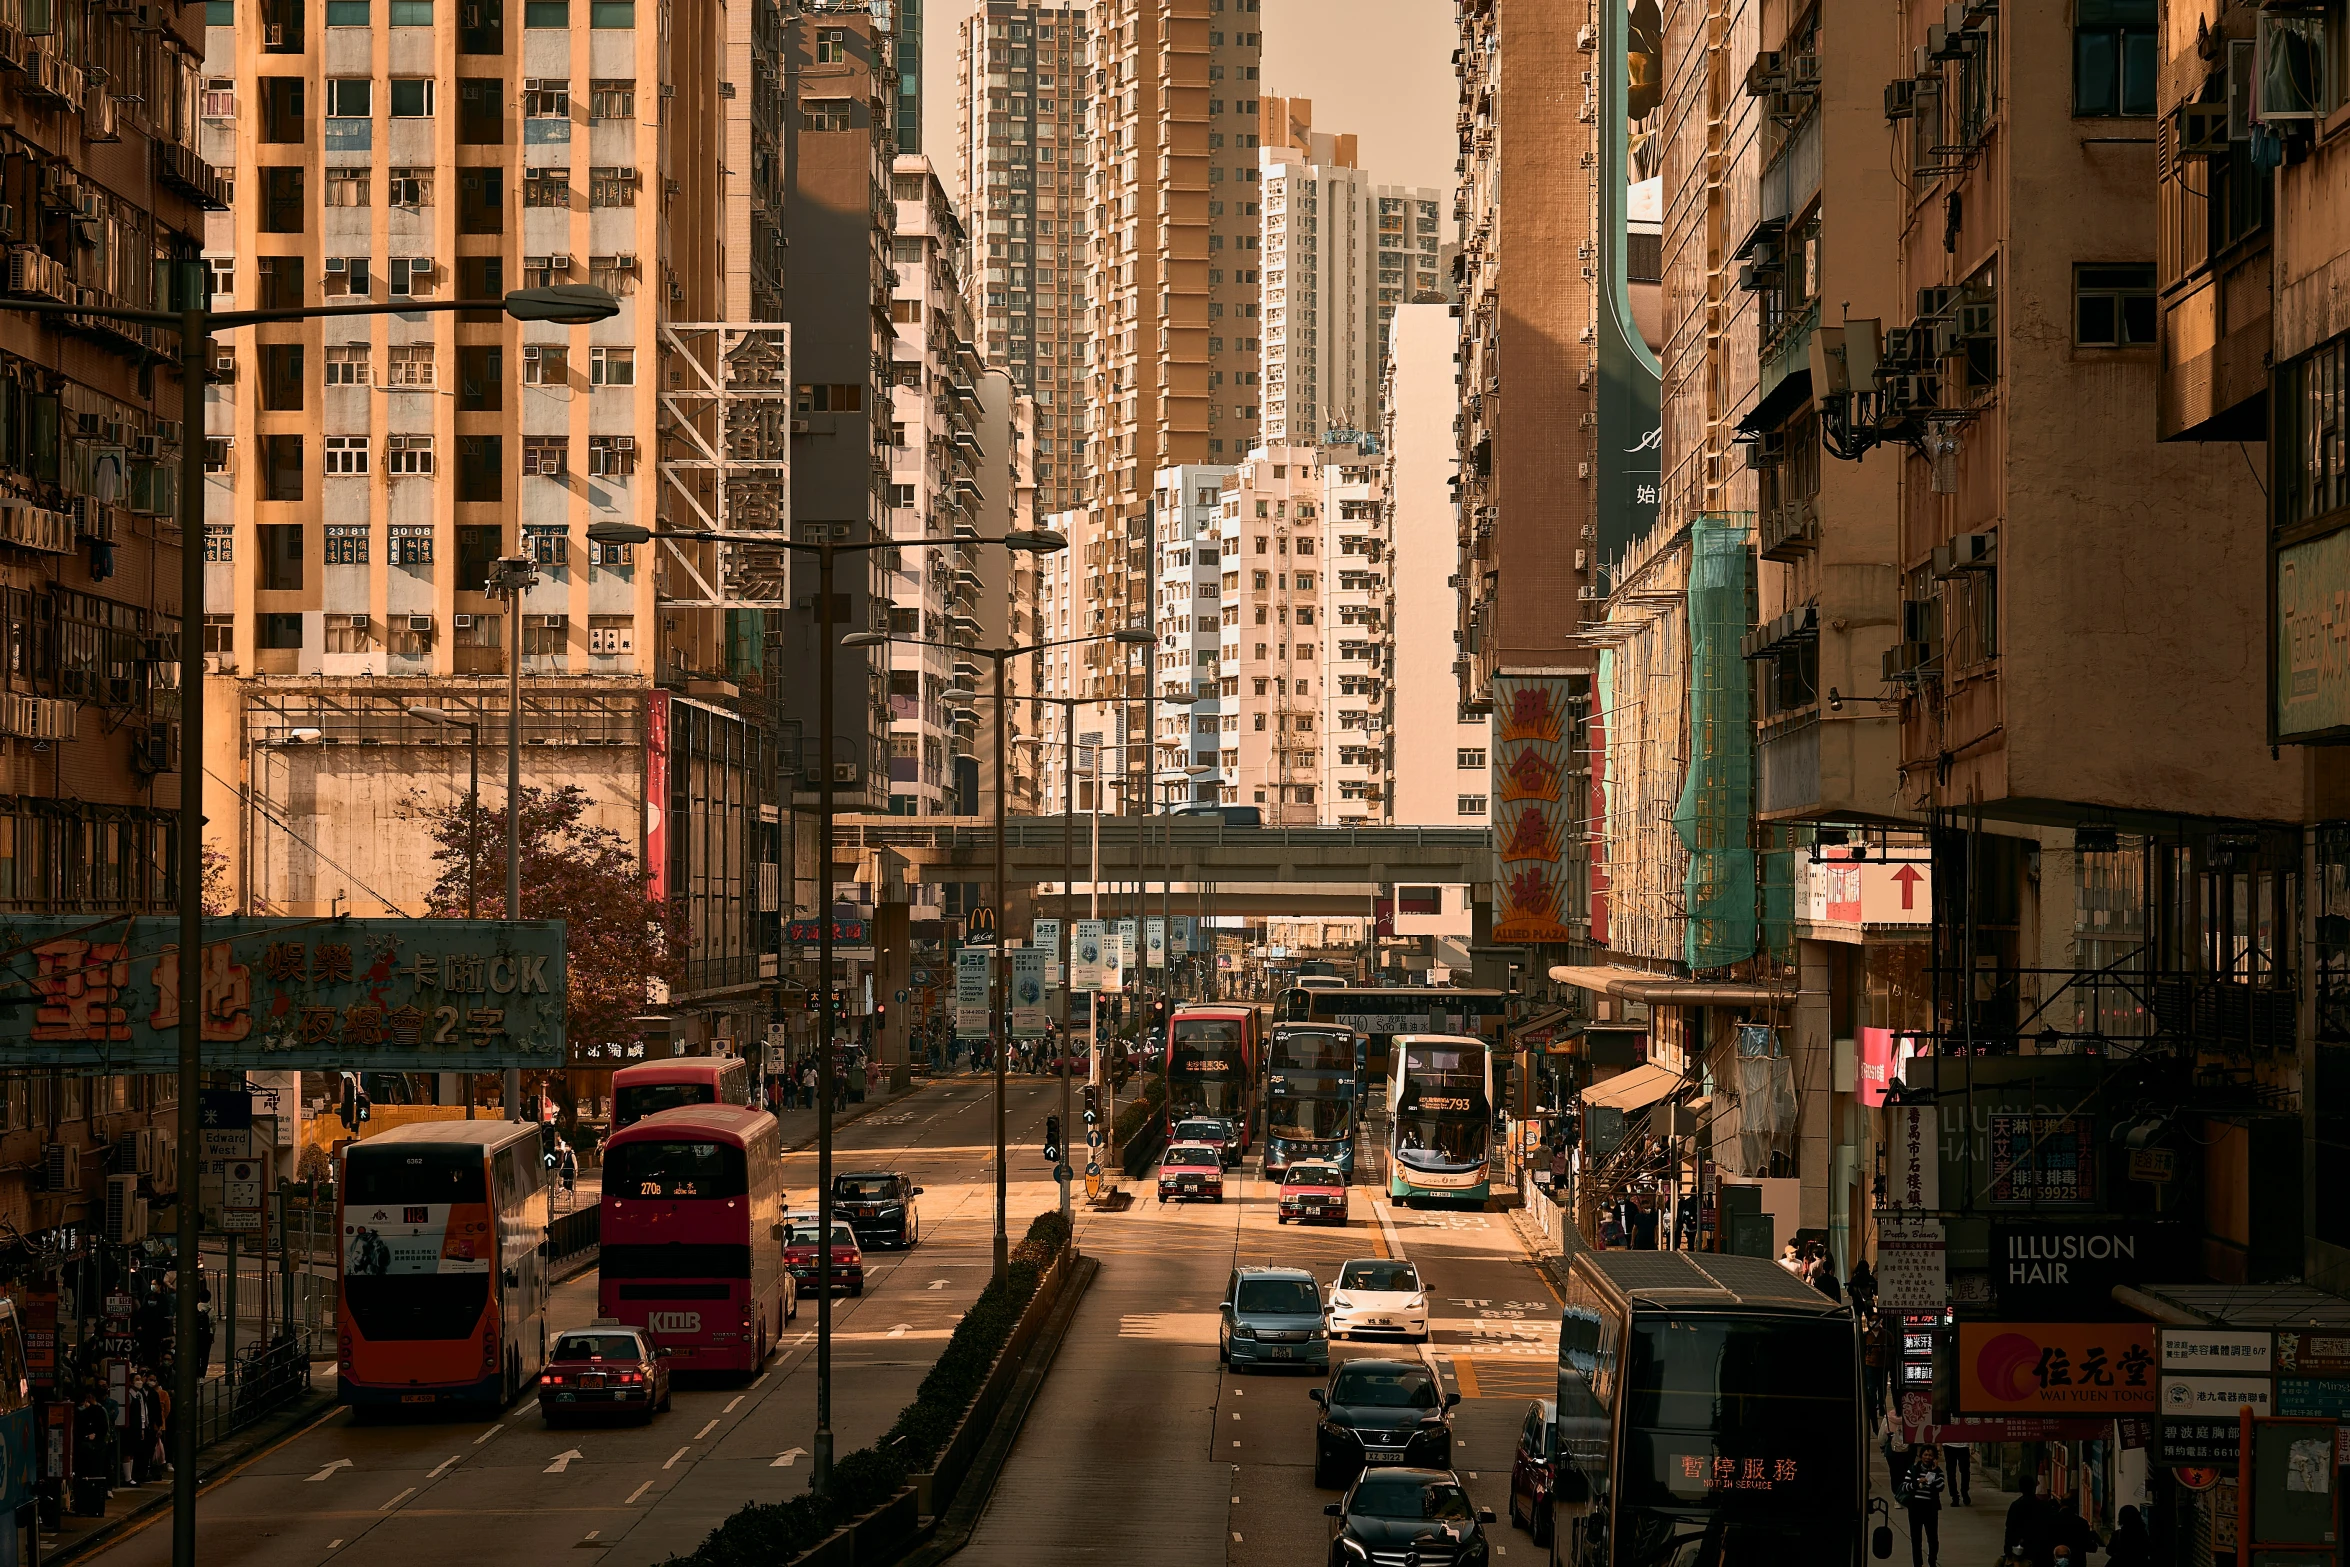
[1010,949,1047,1039]
[1071,921,1109,992]
[1033,920,1062,985]
[0,916,567,1069]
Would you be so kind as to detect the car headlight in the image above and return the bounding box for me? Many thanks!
[1231,1323,1256,1340]
[1340,1540,1369,1561]
[1332,1293,1352,1310]
[877,1205,901,1216]
[1308,1329,1329,1341]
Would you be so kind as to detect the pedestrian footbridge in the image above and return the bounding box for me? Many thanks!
[835,816,1496,888]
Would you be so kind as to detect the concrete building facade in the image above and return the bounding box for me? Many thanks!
[1213,442,1320,822]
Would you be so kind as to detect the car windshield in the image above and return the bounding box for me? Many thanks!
[1165,1147,1218,1168]
[1285,1165,1342,1186]
[554,1333,642,1361]
[1177,1120,1227,1141]
[1340,1261,1420,1293]
[1353,1475,1475,1521]
[1235,1278,1321,1315]
[786,1219,858,1248]
[1333,1364,1440,1408]
[834,1177,895,1199]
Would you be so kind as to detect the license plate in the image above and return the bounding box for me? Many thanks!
[580,1375,606,1390]
[401,1394,434,1404]
[1365,1451,1405,1464]
[1268,1346,1293,1359]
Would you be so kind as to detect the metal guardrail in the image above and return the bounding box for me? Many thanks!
[836,816,1496,857]
[186,1334,311,1450]
[546,1204,599,1262]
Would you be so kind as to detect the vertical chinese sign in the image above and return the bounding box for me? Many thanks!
[645,689,672,904]
[1492,676,1575,944]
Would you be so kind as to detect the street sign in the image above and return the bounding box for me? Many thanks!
[967,905,999,946]
[783,918,868,945]
[895,989,908,1005]
[1054,1162,1072,1183]
[200,1088,252,1159]
[222,1157,265,1234]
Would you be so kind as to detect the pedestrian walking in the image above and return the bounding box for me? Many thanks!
[1899,1446,1946,1567]
[1940,1441,1971,1505]
[2006,1476,2056,1567]
[2106,1508,2151,1567]
[1848,1258,1879,1318]
[70,1386,110,1516]
[1862,1313,1890,1430]
[120,1370,154,1486]
[800,1063,816,1108]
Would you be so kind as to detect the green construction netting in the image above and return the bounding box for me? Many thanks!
[1675,514,1757,970]
[1760,845,1795,964]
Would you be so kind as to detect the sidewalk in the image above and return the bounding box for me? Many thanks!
[1875,1439,2018,1567]
[44,1372,339,1567]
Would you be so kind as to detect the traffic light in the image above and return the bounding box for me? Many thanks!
[1082,1085,1100,1124]
[337,1075,372,1128]
[1043,1116,1061,1162]
[875,999,889,1029]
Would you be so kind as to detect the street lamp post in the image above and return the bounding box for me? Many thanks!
[408,704,483,1117]
[1013,694,1094,1221]
[603,521,1065,1486]
[857,627,1145,1281]
[0,280,619,1567]
[487,553,539,1120]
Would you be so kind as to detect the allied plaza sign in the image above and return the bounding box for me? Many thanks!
[0,916,568,1069]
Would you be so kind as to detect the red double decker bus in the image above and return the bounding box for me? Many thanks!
[1166,1004,1264,1156]
[599,1104,791,1374]
[338,1121,550,1411]
[611,1057,752,1130]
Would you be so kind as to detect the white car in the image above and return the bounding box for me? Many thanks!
[1326,1257,1429,1341]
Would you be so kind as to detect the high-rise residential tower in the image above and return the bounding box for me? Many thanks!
[955,2,1087,516]
[1214,443,1322,822]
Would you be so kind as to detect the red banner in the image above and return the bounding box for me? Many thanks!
[646,689,670,903]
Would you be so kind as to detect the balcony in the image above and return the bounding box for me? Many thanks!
[1759,497,1818,560]
[155,141,229,209]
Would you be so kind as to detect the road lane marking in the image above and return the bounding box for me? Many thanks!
[695,1419,720,1439]
[306,1459,353,1482]
[545,1450,585,1473]
[327,1541,343,1550]
[475,1424,504,1445]
[751,1372,770,1389]
[1453,1357,1482,1398]
[724,1396,744,1413]
[627,1481,654,1504]
[380,1488,416,1511]
[664,1447,691,1469]
[427,1455,461,1479]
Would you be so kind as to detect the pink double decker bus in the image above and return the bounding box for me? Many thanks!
[598,1104,791,1375]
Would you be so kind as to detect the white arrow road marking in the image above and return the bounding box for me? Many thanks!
[695,1419,719,1440]
[663,1447,691,1470]
[380,1489,416,1511]
[927,1280,948,1290]
[544,1450,585,1474]
[887,1323,910,1338]
[772,1448,809,1468]
[626,1481,654,1504]
[306,1459,354,1482]
[427,1455,462,1479]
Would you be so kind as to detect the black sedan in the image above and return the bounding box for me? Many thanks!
[1311,1358,1459,1488]
[831,1171,922,1248]
[1325,1469,1495,1567]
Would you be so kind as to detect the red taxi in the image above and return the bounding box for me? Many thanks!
[1157,1141,1226,1204]
[1276,1160,1349,1225]
[783,1213,866,1296]
[537,1322,671,1424]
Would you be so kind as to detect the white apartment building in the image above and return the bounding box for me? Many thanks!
[1321,444,1386,823]
[1153,464,1236,804]
[1383,303,1490,826]
[1215,444,1325,822]
[886,156,970,817]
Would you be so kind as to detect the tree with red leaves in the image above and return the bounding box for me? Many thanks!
[413,783,684,1050]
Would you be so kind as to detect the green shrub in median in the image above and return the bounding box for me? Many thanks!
[662,1209,1075,1567]
[1110,1073,1165,1156]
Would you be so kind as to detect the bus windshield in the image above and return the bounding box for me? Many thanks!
[1268,1094,1350,1140]
[1269,1029,1353,1071]
[344,1145,488,1205]
[605,1140,749,1200]
[1171,1020,1246,1116]
[615,1082,716,1125]
[1623,1315,1858,1516]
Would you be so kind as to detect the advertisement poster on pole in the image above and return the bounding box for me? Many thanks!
[1173,915,1197,953]
[1875,1211,1948,1310]
[1071,921,1109,992]
[1010,949,1047,1038]
[1115,920,1136,973]
[1032,920,1062,986]
[1145,919,1166,969]
[954,949,992,1036]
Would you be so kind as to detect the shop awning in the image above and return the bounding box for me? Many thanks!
[1549,964,1791,1007]
[2111,1282,2350,1328]
[1511,1006,1576,1045]
[1579,1062,1685,1112]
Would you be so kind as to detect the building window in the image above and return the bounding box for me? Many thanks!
[326,614,376,653]
[1457,747,1486,769]
[325,523,368,564]
[2278,331,2350,533]
[588,166,637,207]
[2074,0,2155,118]
[523,77,569,117]
[325,76,370,116]
[524,167,569,207]
[258,523,304,589]
[816,26,848,62]
[205,438,234,474]
[587,0,631,26]
[389,78,435,117]
[524,0,563,24]
[521,344,567,385]
[388,256,433,297]
[261,435,303,501]
[588,436,636,476]
[525,525,568,564]
[457,436,503,503]
[1457,795,1488,816]
[457,345,504,411]
[260,613,303,649]
[386,434,435,475]
[257,256,304,311]
[589,346,635,386]
[388,167,432,207]
[456,525,503,589]
[802,98,854,132]
[203,614,234,652]
[590,78,635,120]
[259,343,305,410]
[323,435,368,475]
[523,615,567,656]
[2074,263,2156,347]
[522,437,568,478]
[457,168,505,233]
[386,343,435,387]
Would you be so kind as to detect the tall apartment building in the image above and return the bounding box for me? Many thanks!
[1153,461,1233,800]
[0,0,214,1240]
[1081,0,1261,792]
[780,8,897,820]
[1258,98,1366,445]
[954,3,1086,516]
[885,155,971,818]
[1214,443,1321,822]
[1381,304,1489,828]
[1453,0,1594,707]
[1319,444,1384,822]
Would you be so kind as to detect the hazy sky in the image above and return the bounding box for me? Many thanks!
[920,0,1459,202]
